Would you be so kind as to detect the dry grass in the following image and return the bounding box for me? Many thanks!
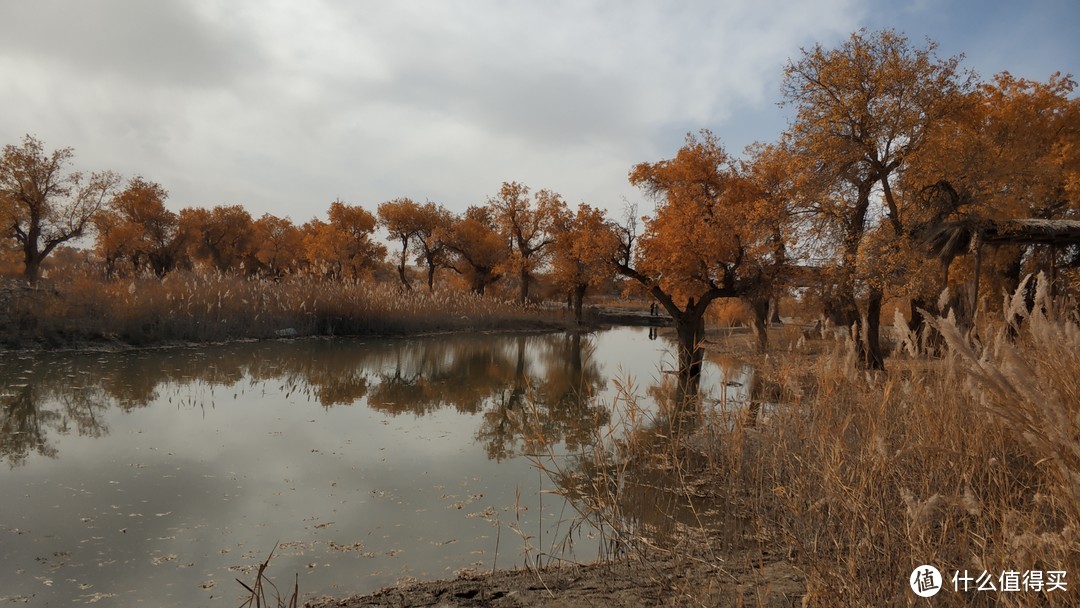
[236,544,299,608]
[0,270,558,349]
[542,276,1079,606]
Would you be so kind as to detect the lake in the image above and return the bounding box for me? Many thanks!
[0,327,751,606]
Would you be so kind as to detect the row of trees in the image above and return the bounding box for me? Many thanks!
[3,29,1077,375]
[0,137,621,318]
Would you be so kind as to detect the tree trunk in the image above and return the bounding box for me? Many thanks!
[858,288,886,370]
[749,297,770,353]
[425,255,437,291]
[673,310,705,424]
[22,254,42,283]
[572,283,587,323]
[675,306,706,391]
[519,267,529,304]
[396,237,411,290]
[769,297,782,324]
[471,277,486,295]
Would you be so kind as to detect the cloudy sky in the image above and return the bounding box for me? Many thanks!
[0,0,1076,223]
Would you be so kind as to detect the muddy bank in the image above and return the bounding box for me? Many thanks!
[305,550,803,607]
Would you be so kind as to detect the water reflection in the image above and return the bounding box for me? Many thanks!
[0,327,759,606]
[0,332,607,469]
[0,373,113,467]
[545,347,766,559]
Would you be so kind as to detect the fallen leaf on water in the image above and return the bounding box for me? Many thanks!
[151,554,177,566]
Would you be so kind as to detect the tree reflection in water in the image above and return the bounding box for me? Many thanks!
[1,368,112,467]
[544,352,758,558]
[0,331,610,467]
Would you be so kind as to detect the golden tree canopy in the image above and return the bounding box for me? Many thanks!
[628,130,773,304]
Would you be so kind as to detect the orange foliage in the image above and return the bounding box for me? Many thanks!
[906,72,1079,224]
[0,135,120,281]
[179,205,257,273]
[620,130,790,367]
[94,177,184,277]
[549,203,620,319]
[302,200,385,280]
[377,198,452,290]
[782,29,972,367]
[252,213,303,276]
[441,206,506,295]
[488,181,564,303]
[628,130,775,305]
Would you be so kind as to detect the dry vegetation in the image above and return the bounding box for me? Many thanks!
[0,269,564,350]
[532,280,1078,607]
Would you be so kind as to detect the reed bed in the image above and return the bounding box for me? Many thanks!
[542,276,1079,606]
[0,270,558,349]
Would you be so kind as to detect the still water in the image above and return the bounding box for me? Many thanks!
[0,327,750,606]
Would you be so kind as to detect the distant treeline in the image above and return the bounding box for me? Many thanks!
[2,30,1077,367]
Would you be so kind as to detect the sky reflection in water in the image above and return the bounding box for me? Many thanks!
[0,327,747,606]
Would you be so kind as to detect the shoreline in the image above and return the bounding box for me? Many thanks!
[302,550,804,607]
[0,305,677,355]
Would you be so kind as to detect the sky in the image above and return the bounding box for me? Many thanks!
[0,0,1076,224]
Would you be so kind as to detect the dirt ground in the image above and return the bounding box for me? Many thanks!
[305,550,804,607]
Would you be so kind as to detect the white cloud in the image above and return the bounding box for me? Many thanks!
[14,0,1072,225]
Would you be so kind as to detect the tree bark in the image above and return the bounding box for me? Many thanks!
[858,288,886,370]
[572,283,587,323]
[22,256,42,283]
[749,297,770,353]
[396,236,411,291]
[675,301,706,382]
[518,266,530,304]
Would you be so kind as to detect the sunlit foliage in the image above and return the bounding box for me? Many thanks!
[251,212,304,276]
[620,130,786,372]
[781,28,972,368]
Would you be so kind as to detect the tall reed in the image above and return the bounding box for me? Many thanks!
[544,276,1078,606]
